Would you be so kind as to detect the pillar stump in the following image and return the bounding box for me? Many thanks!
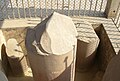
[25,12,78,81]
[76,21,100,72]
[6,38,28,76]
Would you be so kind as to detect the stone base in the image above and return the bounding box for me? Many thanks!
[76,21,100,71]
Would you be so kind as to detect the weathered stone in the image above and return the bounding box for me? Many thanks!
[102,51,120,81]
[6,38,28,76]
[0,30,8,74]
[25,12,78,81]
[0,71,8,81]
[76,21,100,72]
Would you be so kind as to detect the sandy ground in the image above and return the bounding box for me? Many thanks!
[8,68,34,81]
[7,63,104,81]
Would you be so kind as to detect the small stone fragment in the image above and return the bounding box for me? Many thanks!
[6,38,28,76]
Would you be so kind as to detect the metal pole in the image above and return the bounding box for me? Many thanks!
[9,0,15,19]
[93,0,98,16]
[45,0,48,17]
[27,0,31,18]
[73,0,76,16]
[16,0,20,18]
[83,0,87,16]
[89,0,93,15]
[33,0,37,17]
[62,0,64,13]
[68,0,70,16]
[4,0,10,19]
[78,0,81,16]
[57,0,58,11]
[99,0,103,16]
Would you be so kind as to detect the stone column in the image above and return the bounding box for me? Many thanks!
[0,71,8,81]
[105,0,120,18]
[25,12,78,81]
[76,21,99,72]
[102,51,120,81]
[6,38,28,76]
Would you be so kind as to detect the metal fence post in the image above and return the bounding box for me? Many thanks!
[105,0,120,18]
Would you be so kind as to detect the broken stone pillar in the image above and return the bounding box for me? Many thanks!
[0,71,8,81]
[76,21,99,72]
[25,12,78,81]
[0,30,7,74]
[102,51,120,81]
[6,38,28,76]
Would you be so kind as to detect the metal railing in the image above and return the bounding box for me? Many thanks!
[0,0,108,20]
[113,2,120,29]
